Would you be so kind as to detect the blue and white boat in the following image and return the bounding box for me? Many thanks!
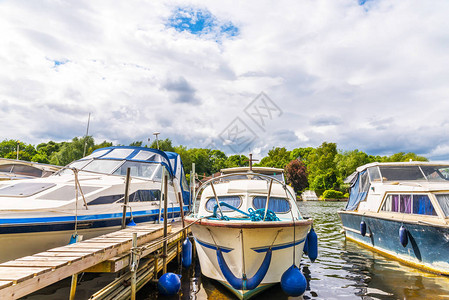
[186,167,313,299]
[338,162,449,275]
[0,146,189,262]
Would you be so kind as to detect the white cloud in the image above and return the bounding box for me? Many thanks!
[1,0,449,160]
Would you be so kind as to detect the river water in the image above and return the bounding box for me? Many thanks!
[25,201,449,299]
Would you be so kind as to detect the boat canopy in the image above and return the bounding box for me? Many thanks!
[59,146,191,205]
[81,146,175,176]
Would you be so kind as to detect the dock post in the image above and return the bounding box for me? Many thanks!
[192,163,196,211]
[131,232,137,300]
[121,168,131,229]
[69,273,78,300]
[163,171,168,274]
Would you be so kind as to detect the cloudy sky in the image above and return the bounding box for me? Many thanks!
[1,0,449,159]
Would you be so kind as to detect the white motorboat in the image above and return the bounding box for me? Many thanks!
[185,166,313,299]
[0,146,190,262]
[339,162,449,275]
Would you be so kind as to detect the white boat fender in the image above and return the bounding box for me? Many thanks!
[281,264,307,297]
[158,272,181,295]
[360,221,367,237]
[399,225,408,247]
[307,227,318,263]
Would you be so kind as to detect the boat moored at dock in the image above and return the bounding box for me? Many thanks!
[338,162,449,275]
[186,166,313,299]
[0,146,189,262]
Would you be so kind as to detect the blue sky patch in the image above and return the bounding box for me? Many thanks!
[167,7,239,39]
[52,59,69,67]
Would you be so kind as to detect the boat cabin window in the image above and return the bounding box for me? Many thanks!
[205,195,242,212]
[378,166,426,181]
[88,189,162,205]
[252,196,291,213]
[112,161,162,180]
[381,194,437,216]
[83,159,123,174]
[83,149,110,160]
[102,148,134,159]
[367,167,381,182]
[377,165,449,182]
[181,169,189,191]
[435,194,449,217]
[0,164,43,177]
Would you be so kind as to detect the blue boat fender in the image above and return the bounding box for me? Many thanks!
[69,233,79,245]
[360,221,366,237]
[158,272,181,295]
[303,234,309,255]
[182,238,192,268]
[399,225,408,247]
[127,219,137,227]
[307,227,318,263]
[281,264,307,297]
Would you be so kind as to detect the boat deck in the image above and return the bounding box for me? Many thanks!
[0,222,188,299]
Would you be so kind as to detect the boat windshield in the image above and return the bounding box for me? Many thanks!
[217,173,284,182]
[375,165,449,182]
[57,158,163,180]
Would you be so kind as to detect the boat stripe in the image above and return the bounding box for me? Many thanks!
[0,206,189,225]
[251,237,306,253]
[194,237,233,253]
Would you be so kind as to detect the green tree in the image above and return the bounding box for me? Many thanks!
[150,138,175,152]
[36,141,62,157]
[290,147,314,165]
[188,148,212,176]
[307,142,339,191]
[129,141,143,147]
[174,145,192,173]
[335,149,373,180]
[257,147,291,169]
[383,152,428,162]
[50,136,94,166]
[209,150,228,174]
[225,155,249,168]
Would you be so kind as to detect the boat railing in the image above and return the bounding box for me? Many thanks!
[192,172,298,220]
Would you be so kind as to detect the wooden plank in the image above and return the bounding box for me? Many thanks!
[14,256,82,263]
[34,251,94,258]
[0,267,51,283]
[0,260,69,268]
[0,223,167,298]
[0,281,12,289]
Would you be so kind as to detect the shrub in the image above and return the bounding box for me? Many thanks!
[322,189,344,199]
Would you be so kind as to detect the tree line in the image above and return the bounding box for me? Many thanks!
[0,138,427,195]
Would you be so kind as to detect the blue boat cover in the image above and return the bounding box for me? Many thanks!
[345,171,369,211]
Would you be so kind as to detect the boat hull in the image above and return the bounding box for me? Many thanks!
[186,217,312,299]
[338,211,449,275]
[0,208,187,263]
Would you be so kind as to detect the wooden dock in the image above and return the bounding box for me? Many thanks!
[0,222,189,299]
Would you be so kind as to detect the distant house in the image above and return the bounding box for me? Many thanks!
[301,190,318,201]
